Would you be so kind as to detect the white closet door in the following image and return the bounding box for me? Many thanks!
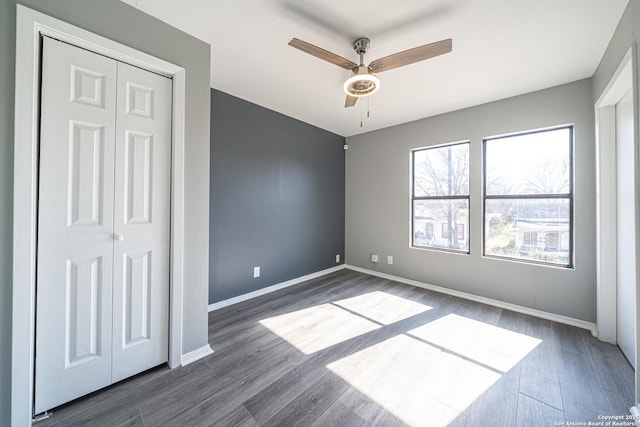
[35,37,117,413]
[111,62,172,381]
[36,38,172,413]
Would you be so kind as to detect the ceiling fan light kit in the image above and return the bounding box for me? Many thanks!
[343,67,380,97]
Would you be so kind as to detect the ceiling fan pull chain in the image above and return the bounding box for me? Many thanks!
[360,97,364,128]
[367,96,371,118]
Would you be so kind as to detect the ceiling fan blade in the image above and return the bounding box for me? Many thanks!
[345,95,358,108]
[369,38,452,73]
[289,38,358,71]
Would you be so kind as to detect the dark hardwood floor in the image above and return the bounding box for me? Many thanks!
[38,269,635,426]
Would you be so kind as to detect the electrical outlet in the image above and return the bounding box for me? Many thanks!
[336,254,341,263]
[371,254,379,263]
[253,266,260,278]
[387,256,393,265]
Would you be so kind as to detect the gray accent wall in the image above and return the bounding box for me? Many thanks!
[210,90,345,303]
[1,1,211,423]
[345,79,597,322]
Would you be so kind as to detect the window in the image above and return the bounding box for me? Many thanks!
[441,223,449,238]
[441,223,465,240]
[483,126,572,266]
[523,231,537,246]
[425,223,434,239]
[412,142,470,252]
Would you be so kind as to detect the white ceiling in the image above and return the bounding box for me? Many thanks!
[132,0,628,137]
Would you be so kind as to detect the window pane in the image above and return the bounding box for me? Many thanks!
[486,128,570,195]
[485,198,570,265]
[414,143,469,197]
[413,199,469,252]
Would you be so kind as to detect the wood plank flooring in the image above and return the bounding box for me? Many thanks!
[37,269,635,426]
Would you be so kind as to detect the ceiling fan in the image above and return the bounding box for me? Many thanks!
[288,36,452,108]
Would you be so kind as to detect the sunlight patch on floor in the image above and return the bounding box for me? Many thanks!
[408,314,542,372]
[259,291,430,354]
[332,291,432,325]
[260,292,542,425]
[259,303,380,354]
[327,334,501,426]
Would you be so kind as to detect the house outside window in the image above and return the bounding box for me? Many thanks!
[412,141,470,253]
[483,126,573,266]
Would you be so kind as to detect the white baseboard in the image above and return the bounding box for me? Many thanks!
[208,265,346,312]
[181,344,213,366]
[345,265,597,333]
[207,262,597,333]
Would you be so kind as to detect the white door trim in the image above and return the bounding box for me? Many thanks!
[594,45,639,403]
[12,5,187,425]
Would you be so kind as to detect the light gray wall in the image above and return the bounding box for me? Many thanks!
[210,90,345,303]
[1,1,211,423]
[593,0,640,102]
[346,79,596,322]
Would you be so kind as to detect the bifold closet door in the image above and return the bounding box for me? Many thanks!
[35,37,171,413]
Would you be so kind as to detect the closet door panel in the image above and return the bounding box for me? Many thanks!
[35,37,117,413]
[111,61,172,382]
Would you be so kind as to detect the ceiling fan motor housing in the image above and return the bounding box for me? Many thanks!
[353,37,371,55]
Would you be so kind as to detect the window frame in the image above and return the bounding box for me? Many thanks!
[411,141,471,254]
[482,125,574,268]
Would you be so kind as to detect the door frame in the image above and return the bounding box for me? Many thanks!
[12,5,186,423]
[595,45,639,402]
